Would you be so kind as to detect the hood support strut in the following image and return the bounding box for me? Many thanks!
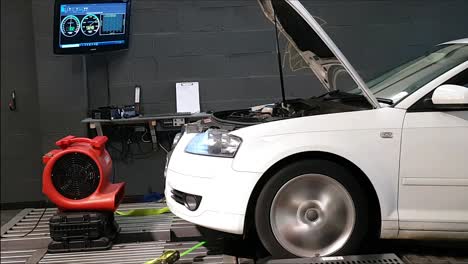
[273,10,287,105]
[258,0,381,109]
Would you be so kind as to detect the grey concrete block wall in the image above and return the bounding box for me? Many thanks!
[2,0,468,202]
[32,0,88,142]
[1,0,43,203]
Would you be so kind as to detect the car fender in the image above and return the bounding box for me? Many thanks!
[231,108,406,224]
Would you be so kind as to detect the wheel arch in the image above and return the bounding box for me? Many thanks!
[243,151,382,240]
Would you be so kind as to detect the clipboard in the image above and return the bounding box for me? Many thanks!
[176,82,200,113]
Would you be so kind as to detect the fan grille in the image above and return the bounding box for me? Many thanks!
[51,152,101,200]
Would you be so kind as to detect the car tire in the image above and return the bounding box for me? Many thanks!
[255,159,369,258]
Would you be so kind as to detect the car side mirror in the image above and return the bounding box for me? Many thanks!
[431,84,468,110]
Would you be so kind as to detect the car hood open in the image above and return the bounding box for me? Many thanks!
[257,0,380,108]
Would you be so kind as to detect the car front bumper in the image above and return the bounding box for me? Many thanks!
[164,137,261,234]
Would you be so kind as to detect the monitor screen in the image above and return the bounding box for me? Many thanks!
[54,0,131,54]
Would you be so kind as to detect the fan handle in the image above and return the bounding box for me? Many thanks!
[56,136,108,152]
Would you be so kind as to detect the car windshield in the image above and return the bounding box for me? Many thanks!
[350,44,468,103]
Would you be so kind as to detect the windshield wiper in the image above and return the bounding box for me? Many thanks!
[316,90,394,105]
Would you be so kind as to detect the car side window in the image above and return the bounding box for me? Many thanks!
[445,68,468,87]
[408,68,468,112]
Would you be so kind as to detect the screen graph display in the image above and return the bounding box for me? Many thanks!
[54,1,131,54]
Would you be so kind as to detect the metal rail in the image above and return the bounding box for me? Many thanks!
[261,253,404,264]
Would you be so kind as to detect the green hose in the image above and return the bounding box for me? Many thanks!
[180,241,207,257]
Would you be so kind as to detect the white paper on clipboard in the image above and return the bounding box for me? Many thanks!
[176,82,200,113]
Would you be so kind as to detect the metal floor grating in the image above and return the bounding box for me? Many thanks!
[1,241,235,264]
[1,249,37,264]
[1,203,235,263]
[1,203,200,251]
[38,241,234,264]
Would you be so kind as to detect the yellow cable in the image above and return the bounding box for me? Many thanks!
[115,207,170,217]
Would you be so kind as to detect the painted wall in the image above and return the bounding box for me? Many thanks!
[2,0,468,203]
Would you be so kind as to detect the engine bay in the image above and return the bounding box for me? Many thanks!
[209,91,373,128]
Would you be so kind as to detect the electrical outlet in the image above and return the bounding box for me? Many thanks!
[173,118,185,127]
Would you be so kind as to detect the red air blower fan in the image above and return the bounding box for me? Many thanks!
[42,136,125,253]
[43,135,125,211]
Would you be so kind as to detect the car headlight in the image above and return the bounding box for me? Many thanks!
[185,129,242,158]
[172,132,183,150]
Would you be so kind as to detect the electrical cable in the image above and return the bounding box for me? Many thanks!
[158,143,169,154]
[20,207,47,237]
[141,128,152,143]
[104,55,111,106]
[82,55,90,115]
[106,125,171,162]
[2,202,49,238]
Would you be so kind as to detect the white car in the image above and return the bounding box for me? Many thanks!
[165,0,468,258]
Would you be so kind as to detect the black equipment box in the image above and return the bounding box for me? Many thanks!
[48,211,119,253]
[91,105,138,120]
[48,236,114,253]
[91,107,122,120]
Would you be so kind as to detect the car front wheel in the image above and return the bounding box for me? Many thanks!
[255,159,369,258]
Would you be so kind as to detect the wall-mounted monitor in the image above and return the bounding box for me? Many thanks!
[54,0,131,54]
